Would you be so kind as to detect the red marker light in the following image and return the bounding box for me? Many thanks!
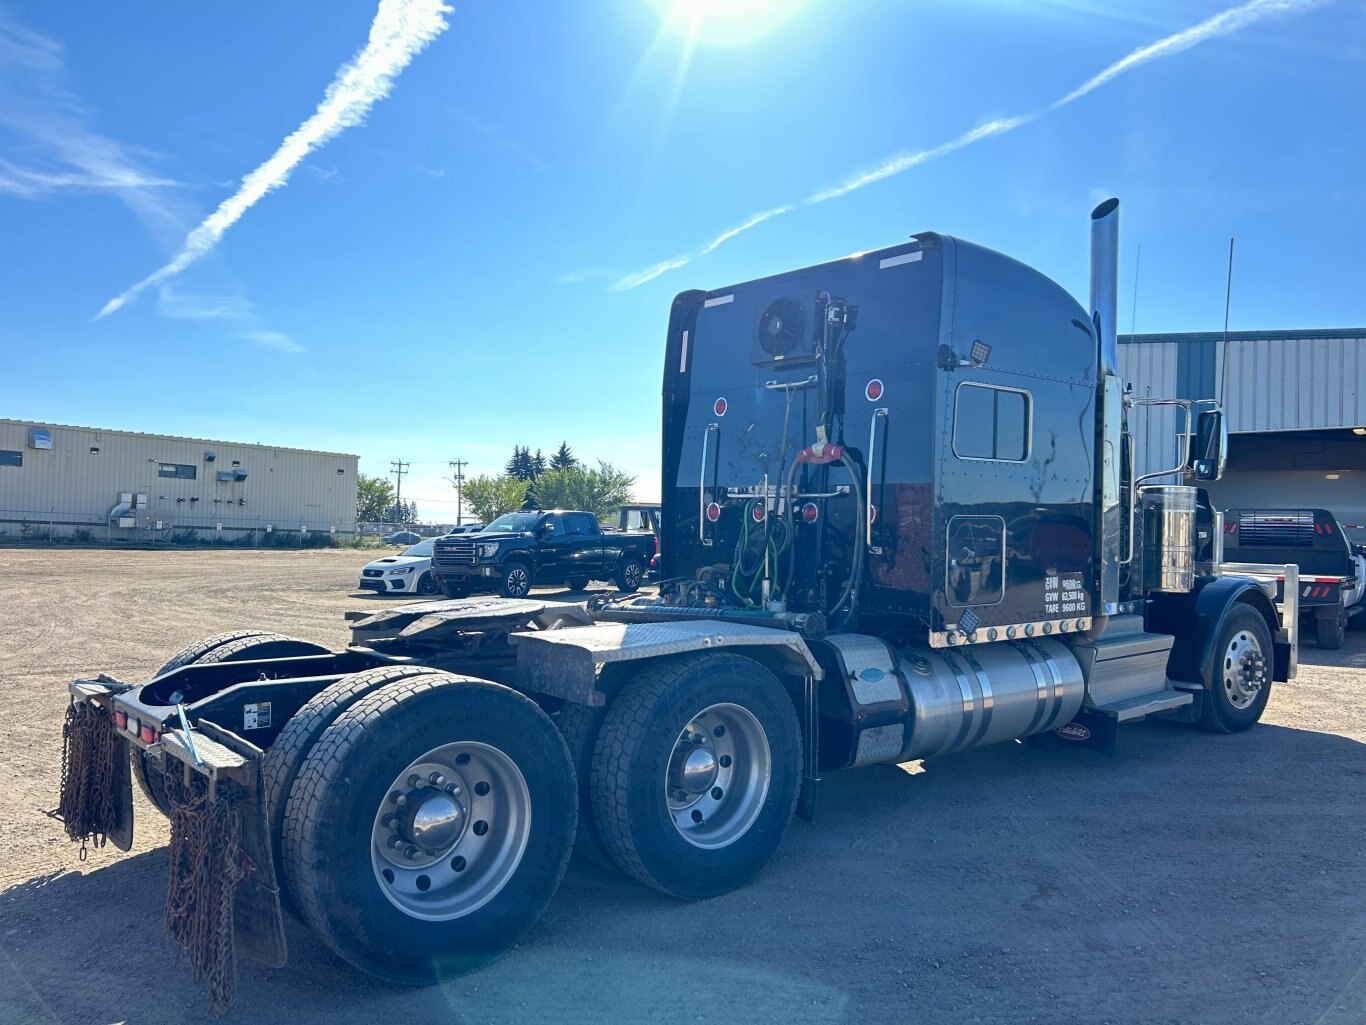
[140,724,157,744]
[865,379,885,402]
[802,502,819,524]
[751,504,765,523]
[713,397,728,417]
[114,709,127,729]
[706,502,721,522]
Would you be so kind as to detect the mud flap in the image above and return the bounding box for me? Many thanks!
[109,737,134,852]
[1024,708,1117,757]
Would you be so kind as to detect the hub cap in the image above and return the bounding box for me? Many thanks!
[506,566,529,596]
[1222,629,1267,710]
[665,703,770,850]
[371,741,531,921]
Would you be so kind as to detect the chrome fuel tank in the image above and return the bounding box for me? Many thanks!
[887,637,1084,762]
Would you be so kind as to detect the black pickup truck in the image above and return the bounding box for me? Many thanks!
[1223,508,1366,649]
[430,509,654,598]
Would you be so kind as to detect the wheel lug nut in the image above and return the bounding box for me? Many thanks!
[429,772,446,786]
[445,783,460,796]
[404,845,420,860]
[382,814,397,828]
[387,835,404,850]
[407,774,421,788]
[388,791,406,806]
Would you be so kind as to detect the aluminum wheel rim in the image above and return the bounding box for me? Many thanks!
[624,562,642,588]
[371,741,531,921]
[506,566,529,595]
[1222,629,1266,710]
[665,702,770,850]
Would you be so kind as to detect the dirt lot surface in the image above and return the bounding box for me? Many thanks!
[2,546,1365,1025]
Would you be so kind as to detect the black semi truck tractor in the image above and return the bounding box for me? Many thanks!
[58,200,1297,1009]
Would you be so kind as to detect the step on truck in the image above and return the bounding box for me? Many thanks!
[58,199,1297,1013]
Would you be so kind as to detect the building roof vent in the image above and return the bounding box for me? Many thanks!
[28,427,52,450]
[204,451,217,462]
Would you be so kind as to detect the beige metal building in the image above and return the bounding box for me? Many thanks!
[1119,328,1366,540]
[0,419,358,541]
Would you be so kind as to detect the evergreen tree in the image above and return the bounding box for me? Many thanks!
[550,441,576,471]
[531,448,547,477]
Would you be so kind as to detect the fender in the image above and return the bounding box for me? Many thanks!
[1147,575,1286,685]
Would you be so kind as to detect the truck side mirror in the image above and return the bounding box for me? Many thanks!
[1190,409,1226,482]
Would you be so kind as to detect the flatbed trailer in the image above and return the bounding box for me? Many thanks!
[57,200,1298,1014]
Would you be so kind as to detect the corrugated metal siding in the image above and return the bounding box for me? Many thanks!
[0,420,358,536]
[1118,339,1185,479]
[1121,329,1366,434]
[1222,334,1366,433]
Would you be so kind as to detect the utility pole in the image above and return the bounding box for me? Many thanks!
[390,459,409,526]
[449,459,467,525]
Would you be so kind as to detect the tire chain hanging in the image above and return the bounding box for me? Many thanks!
[164,770,244,1018]
[57,700,120,857]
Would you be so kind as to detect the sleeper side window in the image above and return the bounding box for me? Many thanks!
[953,383,1030,461]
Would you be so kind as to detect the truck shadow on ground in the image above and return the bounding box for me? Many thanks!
[4,718,1365,1025]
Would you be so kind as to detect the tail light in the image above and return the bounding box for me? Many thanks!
[140,723,160,744]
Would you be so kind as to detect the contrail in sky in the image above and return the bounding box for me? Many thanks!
[97,0,451,318]
[613,0,1321,291]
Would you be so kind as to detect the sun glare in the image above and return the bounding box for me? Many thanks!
[649,0,809,47]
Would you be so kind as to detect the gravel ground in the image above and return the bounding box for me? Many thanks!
[1,547,1364,1025]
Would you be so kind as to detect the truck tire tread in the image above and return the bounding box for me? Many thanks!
[262,664,451,914]
[590,652,801,898]
[282,673,576,984]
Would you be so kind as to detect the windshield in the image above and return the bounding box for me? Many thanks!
[402,540,433,557]
[483,512,542,533]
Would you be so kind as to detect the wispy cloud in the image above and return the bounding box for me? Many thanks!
[244,329,304,354]
[97,0,452,318]
[558,268,622,285]
[612,0,1322,290]
[0,19,188,238]
[156,285,255,320]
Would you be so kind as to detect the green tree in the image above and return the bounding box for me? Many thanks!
[356,474,396,522]
[533,461,636,521]
[531,448,547,477]
[550,441,576,471]
[463,475,531,523]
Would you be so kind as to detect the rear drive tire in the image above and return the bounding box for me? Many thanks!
[590,652,801,899]
[1315,607,1346,650]
[499,562,532,598]
[282,673,576,985]
[263,665,452,915]
[1198,605,1274,734]
[614,555,645,592]
[554,663,638,869]
[134,633,328,819]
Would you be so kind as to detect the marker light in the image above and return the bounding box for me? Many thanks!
[865,379,884,401]
[751,504,765,523]
[706,502,721,522]
[713,397,728,416]
[802,502,819,524]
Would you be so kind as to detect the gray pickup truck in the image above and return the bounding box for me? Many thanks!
[430,509,654,598]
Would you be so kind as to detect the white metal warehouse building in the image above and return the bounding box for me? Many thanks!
[1119,328,1366,540]
[0,419,358,541]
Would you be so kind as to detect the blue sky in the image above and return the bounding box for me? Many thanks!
[1,0,1362,520]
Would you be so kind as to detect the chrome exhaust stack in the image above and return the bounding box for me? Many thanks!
[1090,197,1120,377]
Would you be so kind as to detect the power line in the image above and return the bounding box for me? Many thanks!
[390,459,409,523]
[449,458,467,525]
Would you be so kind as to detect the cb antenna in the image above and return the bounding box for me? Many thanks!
[1219,237,1235,408]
